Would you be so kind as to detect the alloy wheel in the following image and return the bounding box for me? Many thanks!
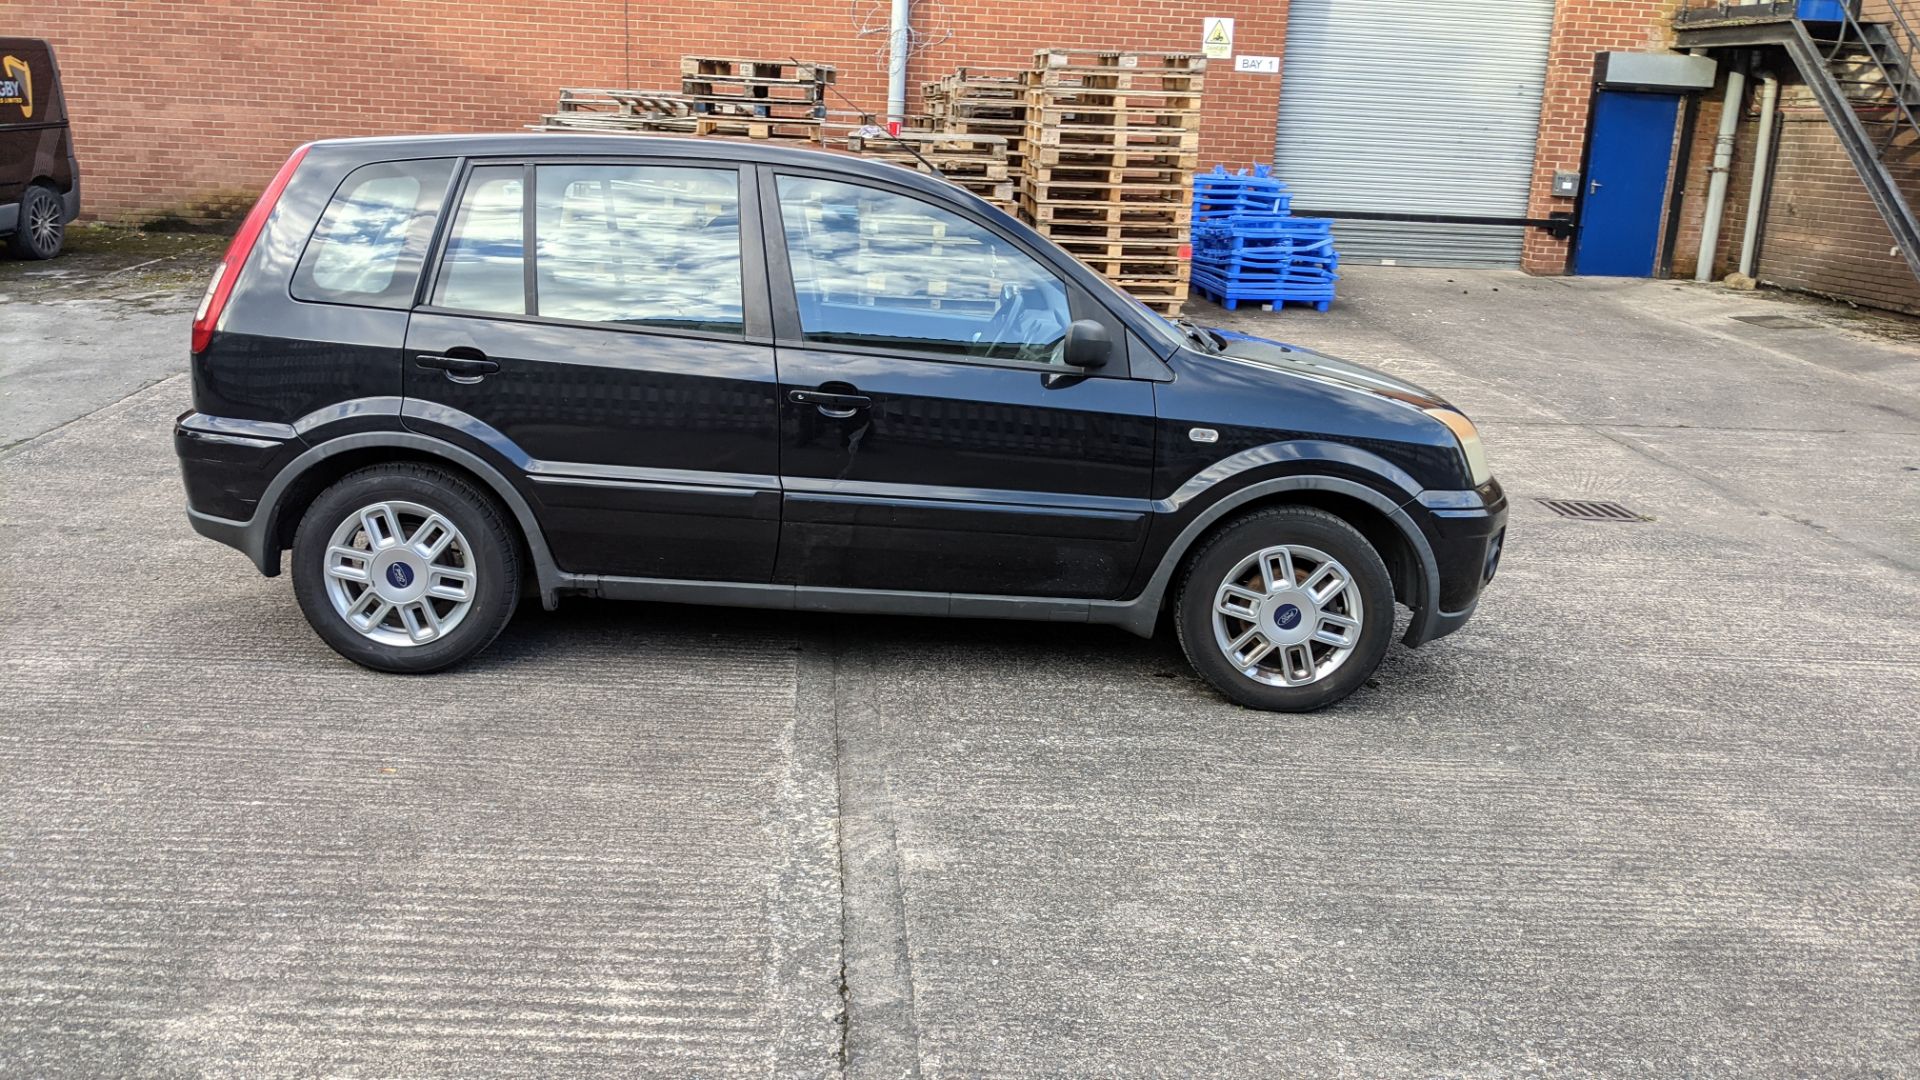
[322,500,477,647]
[1211,543,1365,687]
[27,195,61,256]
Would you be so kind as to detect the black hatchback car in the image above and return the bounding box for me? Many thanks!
[175,134,1505,711]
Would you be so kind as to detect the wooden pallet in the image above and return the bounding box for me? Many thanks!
[555,88,694,116]
[1032,48,1206,72]
[1030,223,1188,246]
[1027,124,1199,150]
[533,88,699,135]
[1024,176,1191,202]
[683,82,827,107]
[1024,162,1189,185]
[924,69,1033,172]
[1020,49,1202,313]
[1018,195,1189,225]
[532,114,699,135]
[833,125,1018,210]
[680,57,832,132]
[1027,70,1205,94]
[682,57,837,83]
[843,131,1007,157]
[694,116,823,141]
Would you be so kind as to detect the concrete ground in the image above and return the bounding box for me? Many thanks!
[1,237,1916,1078]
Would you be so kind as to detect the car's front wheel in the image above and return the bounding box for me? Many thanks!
[1174,506,1395,711]
[291,463,520,673]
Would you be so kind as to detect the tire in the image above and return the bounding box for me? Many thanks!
[290,463,520,673]
[1174,506,1395,712]
[8,185,65,260]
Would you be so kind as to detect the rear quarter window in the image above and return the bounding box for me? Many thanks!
[292,158,455,309]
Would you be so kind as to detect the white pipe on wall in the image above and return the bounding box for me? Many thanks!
[1738,73,1781,279]
[1695,67,1747,282]
[886,0,910,126]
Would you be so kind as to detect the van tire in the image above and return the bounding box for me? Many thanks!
[9,185,65,260]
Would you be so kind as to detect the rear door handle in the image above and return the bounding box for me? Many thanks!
[789,389,871,418]
[416,353,500,384]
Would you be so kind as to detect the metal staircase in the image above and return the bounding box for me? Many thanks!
[1678,1,1920,280]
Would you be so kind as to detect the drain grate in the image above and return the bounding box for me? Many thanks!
[1730,314,1818,330]
[1536,498,1647,523]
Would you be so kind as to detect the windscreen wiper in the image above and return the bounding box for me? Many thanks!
[1173,317,1225,354]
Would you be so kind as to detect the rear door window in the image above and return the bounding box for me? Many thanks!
[533,164,744,335]
[292,158,454,308]
[432,165,528,315]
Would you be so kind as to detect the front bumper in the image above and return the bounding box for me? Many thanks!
[1403,478,1508,646]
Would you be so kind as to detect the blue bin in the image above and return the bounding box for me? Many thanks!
[1796,0,1848,21]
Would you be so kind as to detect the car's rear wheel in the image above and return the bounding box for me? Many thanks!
[1174,506,1394,711]
[8,185,65,260]
[291,463,519,673]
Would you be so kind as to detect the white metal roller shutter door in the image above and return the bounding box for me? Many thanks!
[1271,0,1557,268]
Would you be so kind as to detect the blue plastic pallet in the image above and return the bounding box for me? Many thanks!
[1188,281,1335,313]
[1189,164,1341,311]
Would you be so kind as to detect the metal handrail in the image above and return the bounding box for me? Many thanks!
[1840,0,1920,150]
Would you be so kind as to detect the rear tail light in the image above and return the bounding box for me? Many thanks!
[192,144,311,354]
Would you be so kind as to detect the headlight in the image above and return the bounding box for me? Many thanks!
[1424,408,1491,487]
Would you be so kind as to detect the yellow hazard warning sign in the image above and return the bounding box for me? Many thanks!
[1201,17,1234,60]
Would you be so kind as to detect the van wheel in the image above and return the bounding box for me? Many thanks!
[9,185,65,260]
[1174,506,1394,712]
[290,463,520,673]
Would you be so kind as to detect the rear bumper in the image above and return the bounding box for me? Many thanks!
[176,410,299,575]
[1402,479,1508,647]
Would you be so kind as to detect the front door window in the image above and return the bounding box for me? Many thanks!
[775,175,1072,366]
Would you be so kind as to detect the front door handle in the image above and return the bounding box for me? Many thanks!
[416,353,500,384]
[790,388,872,418]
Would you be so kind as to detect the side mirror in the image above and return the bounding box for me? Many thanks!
[1063,319,1112,370]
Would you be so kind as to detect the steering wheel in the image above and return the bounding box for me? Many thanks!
[980,281,1031,359]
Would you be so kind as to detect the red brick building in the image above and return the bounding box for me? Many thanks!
[16,0,1920,311]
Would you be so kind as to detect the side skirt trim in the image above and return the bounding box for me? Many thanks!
[564,574,1118,627]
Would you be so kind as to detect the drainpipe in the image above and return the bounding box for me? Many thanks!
[886,0,911,128]
[1695,65,1747,282]
[1738,72,1781,279]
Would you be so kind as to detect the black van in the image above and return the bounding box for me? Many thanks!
[0,37,79,259]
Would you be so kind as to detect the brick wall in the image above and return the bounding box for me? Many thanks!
[1714,99,1920,312]
[1520,0,1686,273]
[17,0,1287,223]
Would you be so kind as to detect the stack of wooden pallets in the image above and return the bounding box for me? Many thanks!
[1019,48,1205,315]
[924,69,1031,176]
[533,88,698,134]
[832,131,1015,211]
[682,57,834,142]
[533,57,837,142]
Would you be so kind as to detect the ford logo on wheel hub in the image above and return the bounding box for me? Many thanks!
[1275,603,1302,630]
[386,562,415,589]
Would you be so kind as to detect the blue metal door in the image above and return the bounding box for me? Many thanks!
[1574,90,1682,276]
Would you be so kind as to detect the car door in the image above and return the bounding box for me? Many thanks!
[762,167,1157,600]
[405,158,781,582]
